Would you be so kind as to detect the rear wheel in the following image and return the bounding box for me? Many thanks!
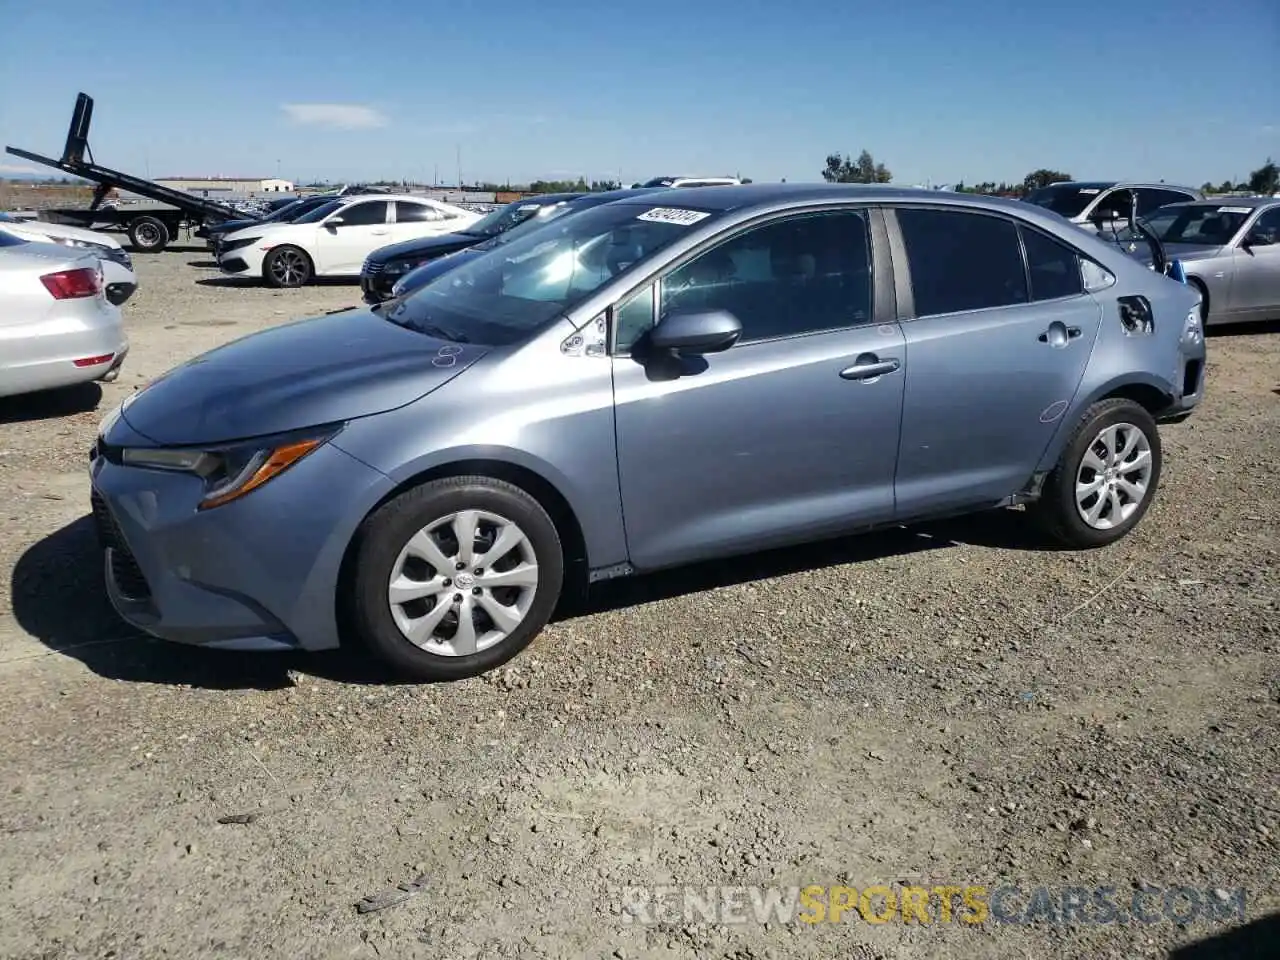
[349,477,564,681]
[128,216,169,252]
[1032,398,1163,548]
[263,245,313,288]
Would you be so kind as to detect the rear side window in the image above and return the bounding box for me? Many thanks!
[1020,227,1083,301]
[897,207,1028,317]
[396,202,442,223]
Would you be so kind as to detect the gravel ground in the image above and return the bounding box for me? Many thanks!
[0,248,1277,960]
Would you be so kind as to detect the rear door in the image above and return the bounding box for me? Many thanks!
[315,199,391,274]
[887,205,1103,516]
[391,200,449,243]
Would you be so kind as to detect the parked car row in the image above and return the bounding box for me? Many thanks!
[87,182,1215,683]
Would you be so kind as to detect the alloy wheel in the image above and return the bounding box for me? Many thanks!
[387,509,539,657]
[270,250,308,286]
[1074,422,1154,530]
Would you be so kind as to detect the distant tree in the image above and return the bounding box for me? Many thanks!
[1022,169,1072,191]
[589,179,621,192]
[821,150,892,183]
[1247,158,1279,195]
[1217,180,1235,193]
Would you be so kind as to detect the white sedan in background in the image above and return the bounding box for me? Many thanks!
[0,231,128,399]
[0,212,138,305]
[215,194,482,288]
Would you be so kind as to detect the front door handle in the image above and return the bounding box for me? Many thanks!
[1038,321,1083,347]
[840,355,900,381]
[371,230,390,236]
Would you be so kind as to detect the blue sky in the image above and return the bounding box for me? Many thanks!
[1,0,1276,188]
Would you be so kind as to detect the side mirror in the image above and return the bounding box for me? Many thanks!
[326,216,345,229]
[648,308,742,354]
[1242,231,1273,248]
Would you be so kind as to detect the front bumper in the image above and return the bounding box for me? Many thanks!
[88,435,390,652]
[360,266,400,305]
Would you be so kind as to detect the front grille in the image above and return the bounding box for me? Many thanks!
[91,491,151,601]
[362,257,384,277]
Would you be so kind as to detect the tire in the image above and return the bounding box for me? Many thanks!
[348,476,565,681]
[262,245,313,288]
[127,216,169,252]
[1032,398,1163,548]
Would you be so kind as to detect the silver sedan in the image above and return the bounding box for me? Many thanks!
[1129,197,1280,325]
[0,232,128,399]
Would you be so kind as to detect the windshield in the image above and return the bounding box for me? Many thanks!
[1024,184,1109,218]
[382,200,716,346]
[263,200,303,221]
[292,199,345,224]
[1130,204,1252,245]
[462,199,559,238]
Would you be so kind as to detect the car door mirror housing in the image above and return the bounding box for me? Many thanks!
[648,308,742,354]
[326,216,345,228]
[1242,231,1273,248]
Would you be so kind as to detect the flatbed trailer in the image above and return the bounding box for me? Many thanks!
[5,93,247,252]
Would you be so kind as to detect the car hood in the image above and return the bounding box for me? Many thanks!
[221,221,308,243]
[208,218,260,235]
[1157,243,1226,263]
[7,219,123,249]
[368,231,484,265]
[118,308,489,446]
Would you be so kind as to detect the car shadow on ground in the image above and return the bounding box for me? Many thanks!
[1207,317,1280,337]
[0,382,103,424]
[195,276,355,289]
[1166,911,1280,959]
[11,508,1056,691]
[186,259,219,268]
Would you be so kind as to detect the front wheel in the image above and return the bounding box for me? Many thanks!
[263,245,313,288]
[1032,398,1163,548]
[348,477,564,681]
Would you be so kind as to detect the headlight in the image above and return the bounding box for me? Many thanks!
[120,424,340,510]
[220,236,260,253]
[1183,308,1202,345]
[50,235,93,250]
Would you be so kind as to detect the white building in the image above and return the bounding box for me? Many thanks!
[155,176,296,195]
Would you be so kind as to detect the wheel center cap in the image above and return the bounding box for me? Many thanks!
[454,572,475,589]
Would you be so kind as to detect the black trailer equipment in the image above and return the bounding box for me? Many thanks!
[5,93,248,252]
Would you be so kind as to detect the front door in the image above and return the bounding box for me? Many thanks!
[610,208,906,571]
[1231,207,1280,320]
[315,199,391,274]
[888,206,1104,516]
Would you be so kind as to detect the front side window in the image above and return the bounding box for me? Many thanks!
[333,201,389,226]
[381,200,715,346]
[1021,226,1083,301]
[1135,188,1196,216]
[897,207,1028,317]
[1246,207,1280,244]
[652,209,873,346]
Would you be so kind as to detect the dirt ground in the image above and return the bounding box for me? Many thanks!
[0,245,1277,960]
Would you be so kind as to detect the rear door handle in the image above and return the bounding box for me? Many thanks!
[840,356,900,381]
[1038,322,1082,346]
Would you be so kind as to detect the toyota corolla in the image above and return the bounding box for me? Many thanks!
[90,184,1205,681]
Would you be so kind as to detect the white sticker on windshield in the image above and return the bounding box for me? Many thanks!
[1079,188,1101,195]
[636,207,710,225]
[1218,206,1252,214]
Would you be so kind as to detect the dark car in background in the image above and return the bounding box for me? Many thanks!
[198,194,341,250]
[375,187,666,304]
[359,193,585,304]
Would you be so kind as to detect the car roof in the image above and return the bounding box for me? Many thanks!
[602,182,1063,216]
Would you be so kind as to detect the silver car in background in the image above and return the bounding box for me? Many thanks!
[1024,181,1203,235]
[0,213,138,305]
[1118,197,1280,325]
[0,232,128,399]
